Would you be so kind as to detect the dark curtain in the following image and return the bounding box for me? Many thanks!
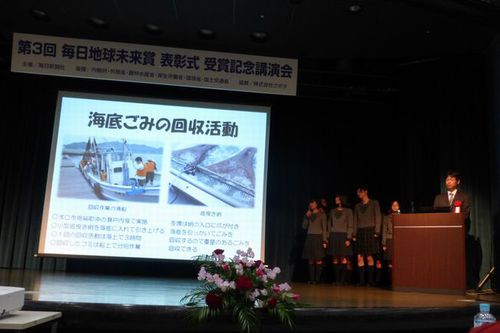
[265,100,404,281]
[0,73,66,270]
[0,55,495,288]
[397,56,495,287]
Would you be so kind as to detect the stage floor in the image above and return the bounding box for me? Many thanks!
[0,268,497,308]
[1,268,499,332]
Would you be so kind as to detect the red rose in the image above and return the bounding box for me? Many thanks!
[205,292,223,309]
[223,264,230,271]
[213,249,224,255]
[267,298,277,308]
[454,201,462,207]
[235,276,253,291]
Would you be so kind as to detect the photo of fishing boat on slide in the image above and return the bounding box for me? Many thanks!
[168,144,257,208]
[58,137,163,203]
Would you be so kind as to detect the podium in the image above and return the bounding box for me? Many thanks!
[392,213,465,294]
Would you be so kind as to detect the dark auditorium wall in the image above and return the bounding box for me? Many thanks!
[0,54,496,288]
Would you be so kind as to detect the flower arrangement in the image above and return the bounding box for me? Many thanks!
[182,248,303,333]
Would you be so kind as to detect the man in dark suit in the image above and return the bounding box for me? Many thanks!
[433,170,471,219]
[434,170,481,290]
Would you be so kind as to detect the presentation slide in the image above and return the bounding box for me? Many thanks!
[38,91,270,261]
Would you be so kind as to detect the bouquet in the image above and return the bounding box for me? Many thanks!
[182,248,303,333]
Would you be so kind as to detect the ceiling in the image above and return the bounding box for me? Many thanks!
[0,0,499,101]
[1,0,499,60]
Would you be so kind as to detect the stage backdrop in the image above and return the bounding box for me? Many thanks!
[0,55,495,287]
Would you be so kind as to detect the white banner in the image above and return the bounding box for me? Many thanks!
[11,33,298,96]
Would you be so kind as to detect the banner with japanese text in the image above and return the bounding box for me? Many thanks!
[11,32,298,96]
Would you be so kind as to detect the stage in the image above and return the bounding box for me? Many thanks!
[0,269,498,332]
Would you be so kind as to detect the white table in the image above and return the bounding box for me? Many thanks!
[0,311,61,331]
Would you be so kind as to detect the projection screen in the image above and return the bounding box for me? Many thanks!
[38,91,270,261]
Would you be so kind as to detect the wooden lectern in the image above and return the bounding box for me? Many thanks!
[392,213,465,294]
